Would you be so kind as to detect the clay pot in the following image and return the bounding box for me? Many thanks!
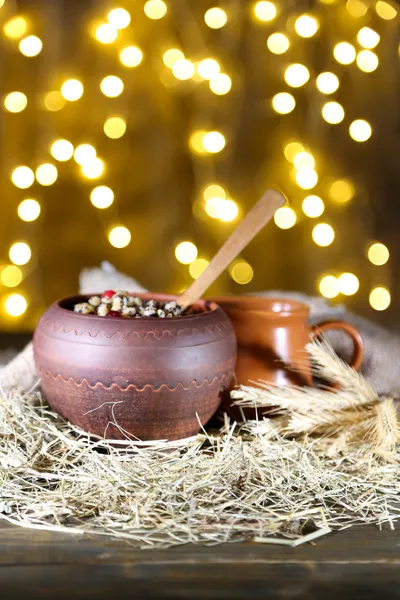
[33,293,237,441]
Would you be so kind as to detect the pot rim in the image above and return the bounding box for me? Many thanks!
[207,296,310,317]
[55,292,221,322]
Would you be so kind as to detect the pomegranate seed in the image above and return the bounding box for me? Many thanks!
[102,289,115,298]
[106,310,121,318]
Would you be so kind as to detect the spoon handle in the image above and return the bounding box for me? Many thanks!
[179,189,285,309]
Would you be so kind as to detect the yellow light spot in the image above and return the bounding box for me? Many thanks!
[229,260,254,285]
[369,286,391,310]
[189,258,209,279]
[108,226,131,248]
[204,184,226,200]
[44,91,66,111]
[107,8,131,29]
[104,116,126,139]
[338,272,359,296]
[202,131,226,153]
[253,1,277,22]
[5,293,27,317]
[218,199,239,222]
[4,91,27,113]
[90,186,114,209]
[356,50,379,72]
[205,197,224,218]
[163,49,184,68]
[1,266,22,288]
[375,1,397,19]
[175,241,198,264]
[368,242,389,266]
[333,42,356,65]
[284,64,310,87]
[267,32,290,54]
[322,101,345,124]
[144,0,167,19]
[189,130,208,154]
[100,75,124,97]
[172,59,195,80]
[319,275,339,298]
[11,166,34,189]
[293,151,315,169]
[3,16,27,39]
[204,7,227,28]
[74,144,96,165]
[197,58,220,80]
[61,79,84,101]
[346,0,367,16]
[9,242,31,265]
[312,223,335,246]
[316,72,339,94]
[295,167,318,189]
[95,23,118,44]
[209,73,232,95]
[17,199,40,222]
[19,35,42,57]
[302,195,324,218]
[36,163,58,186]
[294,14,319,38]
[81,158,105,179]
[357,27,380,49]
[349,119,372,142]
[284,141,304,162]
[272,92,296,114]
[329,179,355,203]
[50,139,74,161]
[119,46,143,67]
[274,206,297,229]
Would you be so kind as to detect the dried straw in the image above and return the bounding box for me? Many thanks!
[0,339,399,547]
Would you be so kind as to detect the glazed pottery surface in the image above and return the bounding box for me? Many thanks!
[33,293,237,441]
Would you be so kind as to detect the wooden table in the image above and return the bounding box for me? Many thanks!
[0,523,399,599]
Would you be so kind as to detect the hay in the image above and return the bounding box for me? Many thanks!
[0,340,399,548]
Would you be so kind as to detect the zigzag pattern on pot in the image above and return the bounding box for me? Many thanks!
[42,319,231,340]
[39,368,232,392]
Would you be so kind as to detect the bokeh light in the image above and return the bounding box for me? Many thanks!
[338,273,359,296]
[9,242,31,265]
[267,32,290,54]
[368,243,389,266]
[144,0,167,19]
[100,76,124,97]
[202,131,226,153]
[272,92,295,114]
[50,139,74,161]
[44,91,66,111]
[319,275,339,299]
[302,195,324,218]
[3,16,27,39]
[316,72,339,94]
[74,144,96,165]
[375,1,397,19]
[329,179,355,203]
[204,184,226,200]
[294,14,319,38]
[274,206,297,229]
[293,151,314,169]
[295,167,318,189]
[284,142,304,162]
[333,42,356,64]
[204,7,227,28]
[356,50,379,73]
[108,226,131,248]
[230,260,254,284]
[103,116,126,139]
[119,46,143,67]
[322,101,345,124]
[81,158,105,179]
[217,199,239,222]
[18,199,41,222]
[175,241,198,264]
[346,0,367,17]
[95,23,118,44]
[107,8,131,29]
[369,286,391,311]
[1,266,22,288]
[4,92,27,113]
[205,197,224,218]
[197,58,220,80]
[61,79,84,101]
[172,59,195,80]
[209,73,232,95]
[36,163,58,186]
[189,130,208,154]
[284,64,310,87]
[189,258,209,279]
[349,119,372,142]
[11,166,34,189]
[19,35,42,56]
[163,49,184,68]
[253,1,277,22]
[357,27,380,49]
[5,293,27,317]
[90,186,114,209]
[312,223,335,246]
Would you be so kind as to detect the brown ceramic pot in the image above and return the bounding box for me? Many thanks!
[33,293,237,441]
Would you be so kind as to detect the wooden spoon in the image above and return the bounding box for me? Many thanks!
[178,189,285,310]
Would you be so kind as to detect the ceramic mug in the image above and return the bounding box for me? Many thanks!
[207,296,364,389]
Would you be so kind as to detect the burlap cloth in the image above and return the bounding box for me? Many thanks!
[1,262,399,397]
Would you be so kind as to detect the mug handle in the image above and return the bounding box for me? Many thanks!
[309,321,364,371]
